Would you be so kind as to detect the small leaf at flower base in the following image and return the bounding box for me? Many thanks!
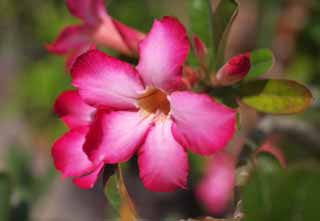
[239,79,313,114]
[242,167,320,221]
[188,0,214,70]
[0,173,11,221]
[104,164,138,221]
[105,173,121,212]
[244,49,274,81]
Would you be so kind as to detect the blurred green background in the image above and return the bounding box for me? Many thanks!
[0,0,320,220]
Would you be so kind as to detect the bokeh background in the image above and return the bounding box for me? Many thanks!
[0,0,320,220]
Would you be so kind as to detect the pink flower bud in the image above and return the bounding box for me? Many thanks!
[215,52,251,86]
[182,66,199,89]
[196,151,235,215]
[193,36,208,68]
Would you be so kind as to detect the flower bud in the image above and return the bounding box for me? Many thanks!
[214,52,251,86]
[193,36,208,68]
[182,66,199,89]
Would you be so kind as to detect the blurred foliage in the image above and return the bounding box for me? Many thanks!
[4,145,55,221]
[243,166,320,221]
[107,0,157,31]
[0,173,11,221]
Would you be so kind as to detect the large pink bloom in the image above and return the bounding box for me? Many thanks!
[46,0,145,69]
[69,17,236,192]
[52,90,104,189]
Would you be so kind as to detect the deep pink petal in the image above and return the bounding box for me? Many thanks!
[84,111,153,163]
[51,127,94,178]
[196,152,235,215]
[66,44,96,71]
[138,119,188,192]
[46,25,90,54]
[136,17,189,91]
[54,90,96,128]
[71,50,144,109]
[170,92,236,155]
[72,163,104,189]
[66,0,106,25]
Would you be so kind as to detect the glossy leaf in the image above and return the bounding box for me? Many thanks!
[239,79,313,114]
[245,49,274,81]
[0,173,11,221]
[243,167,320,221]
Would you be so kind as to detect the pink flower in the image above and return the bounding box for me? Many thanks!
[196,151,235,215]
[46,0,145,70]
[54,17,236,192]
[214,53,251,86]
[52,90,104,189]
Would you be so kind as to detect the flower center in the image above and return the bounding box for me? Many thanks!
[138,88,170,115]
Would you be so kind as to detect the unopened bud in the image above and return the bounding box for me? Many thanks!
[193,36,208,68]
[214,52,251,86]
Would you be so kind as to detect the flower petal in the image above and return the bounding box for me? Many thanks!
[72,163,104,189]
[46,25,90,54]
[170,92,236,155]
[66,0,107,25]
[92,18,132,56]
[71,50,145,109]
[51,127,94,178]
[54,90,96,128]
[196,152,235,215]
[84,111,153,163]
[138,119,188,192]
[112,19,146,56]
[136,17,189,92]
[66,44,96,71]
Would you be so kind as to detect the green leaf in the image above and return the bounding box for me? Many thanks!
[213,0,238,69]
[104,165,138,221]
[0,173,11,221]
[255,153,283,174]
[105,173,121,212]
[245,49,274,81]
[243,167,320,221]
[188,0,239,72]
[239,79,313,114]
[188,0,214,69]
